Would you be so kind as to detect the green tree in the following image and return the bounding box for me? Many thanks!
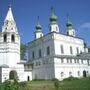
[88,46,90,52]
[2,79,20,90]
[20,43,27,60]
[3,80,12,90]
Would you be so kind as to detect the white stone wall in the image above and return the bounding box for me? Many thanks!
[1,68,10,82]
[28,34,55,60]
[54,58,90,80]
[28,32,90,80]
[53,33,84,56]
[32,58,55,80]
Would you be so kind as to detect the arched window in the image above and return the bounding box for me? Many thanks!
[47,46,50,55]
[77,71,80,76]
[56,26,58,31]
[70,46,73,54]
[61,45,64,54]
[61,72,64,77]
[4,34,7,42]
[69,72,72,77]
[76,47,79,54]
[11,34,15,42]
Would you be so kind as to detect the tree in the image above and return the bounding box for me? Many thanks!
[88,46,90,52]
[20,43,27,60]
[3,79,19,90]
[3,80,12,90]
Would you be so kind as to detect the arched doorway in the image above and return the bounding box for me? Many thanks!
[9,70,18,80]
[83,70,87,77]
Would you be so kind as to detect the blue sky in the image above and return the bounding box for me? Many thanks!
[0,0,90,46]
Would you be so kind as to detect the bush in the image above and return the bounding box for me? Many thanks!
[63,76,79,81]
[54,80,59,90]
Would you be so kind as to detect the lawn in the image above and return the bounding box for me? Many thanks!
[28,77,90,90]
[0,77,90,90]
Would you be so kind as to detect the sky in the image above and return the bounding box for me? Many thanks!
[0,0,90,46]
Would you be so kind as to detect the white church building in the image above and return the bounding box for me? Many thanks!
[0,6,90,82]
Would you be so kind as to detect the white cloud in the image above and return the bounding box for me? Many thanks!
[80,22,90,29]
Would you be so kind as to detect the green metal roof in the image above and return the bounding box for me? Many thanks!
[35,16,42,31]
[0,64,9,68]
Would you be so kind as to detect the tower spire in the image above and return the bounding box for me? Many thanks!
[35,16,42,30]
[49,7,59,33]
[5,5,14,21]
[66,14,73,30]
[2,6,18,34]
[66,14,75,37]
[50,7,57,24]
[35,16,43,39]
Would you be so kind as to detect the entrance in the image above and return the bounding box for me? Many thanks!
[9,70,18,80]
[83,70,87,77]
[27,76,30,81]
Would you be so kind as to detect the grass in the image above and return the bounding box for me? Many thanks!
[0,77,90,90]
[27,77,90,90]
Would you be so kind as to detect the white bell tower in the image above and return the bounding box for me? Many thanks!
[0,6,20,67]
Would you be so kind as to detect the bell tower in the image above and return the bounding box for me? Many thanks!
[0,6,20,67]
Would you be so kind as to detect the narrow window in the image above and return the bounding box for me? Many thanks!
[61,58,64,63]
[56,27,58,31]
[74,59,77,63]
[32,51,35,59]
[81,60,83,64]
[77,71,80,76]
[4,34,7,42]
[67,59,69,63]
[61,72,64,77]
[70,46,73,54]
[77,59,79,63]
[11,34,15,42]
[69,72,72,77]
[47,46,50,55]
[40,34,42,37]
[39,49,41,58]
[61,45,64,54]
[70,59,72,63]
[87,60,89,66]
[76,47,79,54]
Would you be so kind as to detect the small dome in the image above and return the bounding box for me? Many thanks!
[35,16,42,31]
[50,7,57,22]
[66,15,73,27]
[50,14,57,22]
[35,23,42,30]
[0,64,9,68]
[66,21,72,27]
